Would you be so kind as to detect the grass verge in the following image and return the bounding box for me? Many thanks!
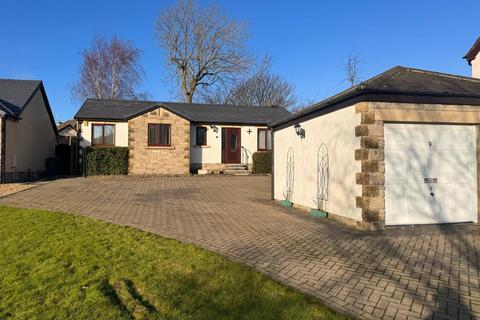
[0,206,349,320]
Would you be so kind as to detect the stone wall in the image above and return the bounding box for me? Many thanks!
[128,107,190,175]
[191,163,227,173]
[354,102,386,230]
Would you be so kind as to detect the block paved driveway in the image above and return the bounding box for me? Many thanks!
[1,175,479,320]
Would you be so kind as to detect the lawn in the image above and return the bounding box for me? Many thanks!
[0,206,349,320]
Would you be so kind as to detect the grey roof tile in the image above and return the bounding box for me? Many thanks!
[57,119,77,132]
[0,79,41,117]
[75,99,291,125]
[272,66,480,127]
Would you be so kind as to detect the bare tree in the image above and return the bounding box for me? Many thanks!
[199,85,235,106]
[155,0,252,103]
[201,55,297,109]
[342,52,363,87]
[72,36,147,102]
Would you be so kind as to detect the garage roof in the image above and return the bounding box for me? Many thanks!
[271,66,480,128]
[75,99,291,125]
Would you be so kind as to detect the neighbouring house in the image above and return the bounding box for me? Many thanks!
[271,45,480,230]
[57,120,79,175]
[74,99,290,175]
[0,79,58,183]
[464,37,480,78]
[57,119,78,139]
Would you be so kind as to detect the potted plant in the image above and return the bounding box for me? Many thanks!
[311,191,329,218]
[311,143,329,218]
[281,147,295,208]
[280,190,293,208]
[310,207,328,218]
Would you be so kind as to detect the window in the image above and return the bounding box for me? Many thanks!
[148,123,171,146]
[92,124,115,146]
[196,126,207,146]
[230,132,238,149]
[257,129,272,150]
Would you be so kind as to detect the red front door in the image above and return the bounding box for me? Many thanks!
[222,128,241,163]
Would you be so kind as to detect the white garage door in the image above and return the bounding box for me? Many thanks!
[384,123,478,226]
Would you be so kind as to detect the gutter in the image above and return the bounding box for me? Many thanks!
[270,85,364,129]
[74,117,128,122]
[271,88,480,130]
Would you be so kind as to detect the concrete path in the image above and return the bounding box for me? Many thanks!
[1,175,479,320]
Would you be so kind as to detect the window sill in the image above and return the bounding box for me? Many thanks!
[146,146,175,150]
[193,145,210,148]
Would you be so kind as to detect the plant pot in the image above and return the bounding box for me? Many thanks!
[280,200,293,208]
[310,209,327,218]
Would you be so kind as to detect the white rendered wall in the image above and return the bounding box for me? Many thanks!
[190,124,268,165]
[472,55,480,78]
[4,89,57,173]
[273,105,362,221]
[79,121,129,147]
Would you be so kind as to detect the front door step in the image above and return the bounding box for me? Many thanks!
[226,164,247,169]
[224,170,249,175]
[224,164,249,175]
[196,164,250,175]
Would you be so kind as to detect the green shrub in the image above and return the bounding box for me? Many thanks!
[85,147,128,176]
[252,151,272,174]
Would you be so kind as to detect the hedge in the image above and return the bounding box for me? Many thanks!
[85,147,128,176]
[252,151,272,174]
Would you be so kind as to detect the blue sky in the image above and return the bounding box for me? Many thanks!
[0,0,478,121]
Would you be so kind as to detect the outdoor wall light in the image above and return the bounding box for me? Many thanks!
[210,125,219,133]
[294,124,304,137]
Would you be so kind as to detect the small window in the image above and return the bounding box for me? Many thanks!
[92,124,115,146]
[258,129,272,151]
[230,132,237,149]
[148,123,171,146]
[196,126,207,146]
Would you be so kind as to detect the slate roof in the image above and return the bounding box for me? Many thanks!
[272,66,480,128]
[0,79,42,118]
[464,37,480,64]
[75,99,291,125]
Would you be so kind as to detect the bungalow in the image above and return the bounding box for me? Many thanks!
[0,79,58,182]
[271,37,480,230]
[74,99,290,175]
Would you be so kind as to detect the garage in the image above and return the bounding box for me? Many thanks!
[384,123,478,225]
[272,65,480,230]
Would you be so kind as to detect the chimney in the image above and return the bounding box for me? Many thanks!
[463,37,480,78]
